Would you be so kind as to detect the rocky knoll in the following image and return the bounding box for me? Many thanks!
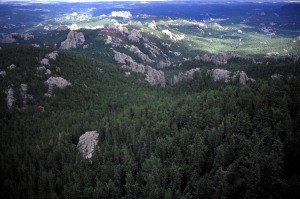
[60,30,85,50]
[171,68,254,85]
[44,77,72,97]
[195,52,254,65]
[77,131,99,159]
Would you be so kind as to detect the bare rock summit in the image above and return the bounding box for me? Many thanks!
[60,30,85,50]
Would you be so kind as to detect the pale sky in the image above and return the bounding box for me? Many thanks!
[0,0,294,2]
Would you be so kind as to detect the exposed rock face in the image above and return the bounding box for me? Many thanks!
[144,43,161,58]
[127,29,143,42]
[0,71,6,77]
[7,64,16,70]
[5,88,14,109]
[46,51,58,60]
[147,20,157,30]
[77,131,99,159]
[209,69,231,83]
[126,45,154,63]
[111,11,132,18]
[60,30,85,50]
[113,50,135,64]
[145,66,166,87]
[44,77,72,97]
[1,34,16,43]
[40,58,50,66]
[195,52,253,65]
[105,35,113,45]
[171,68,253,85]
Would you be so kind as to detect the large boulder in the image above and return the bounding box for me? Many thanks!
[0,71,6,77]
[77,131,99,159]
[209,69,231,83]
[60,30,85,50]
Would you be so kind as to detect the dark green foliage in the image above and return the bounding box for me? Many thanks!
[1,46,300,198]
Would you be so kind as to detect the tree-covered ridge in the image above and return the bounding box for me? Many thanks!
[1,46,300,198]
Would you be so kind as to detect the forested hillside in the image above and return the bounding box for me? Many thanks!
[1,46,300,198]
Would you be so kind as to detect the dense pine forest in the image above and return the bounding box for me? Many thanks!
[1,46,300,198]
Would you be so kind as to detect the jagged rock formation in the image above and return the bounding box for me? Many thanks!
[171,68,254,85]
[0,71,6,77]
[111,11,132,18]
[127,29,143,42]
[171,68,202,85]
[60,30,85,50]
[162,29,185,41]
[209,69,231,83]
[144,43,161,58]
[5,88,14,110]
[145,66,166,87]
[147,20,157,30]
[113,50,165,86]
[40,58,50,66]
[194,52,254,65]
[7,64,16,70]
[46,51,58,60]
[44,77,72,97]
[113,50,135,64]
[77,131,99,159]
